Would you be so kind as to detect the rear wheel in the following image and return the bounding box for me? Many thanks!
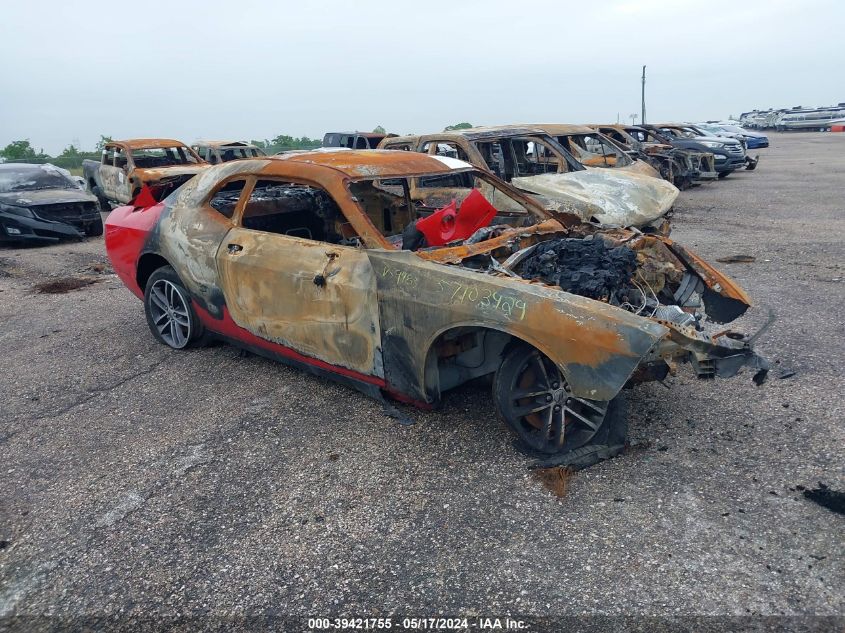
[493,344,626,456]
[144,266,204,349]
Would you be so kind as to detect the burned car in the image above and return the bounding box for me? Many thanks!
[379,126,679,230]
[531,124,661,180]
[323,131,396,149]
[591,124,718,189]
[105,150,767,459]
[191,141,266,164]
[83,139,208,208]
[0,163,103,243]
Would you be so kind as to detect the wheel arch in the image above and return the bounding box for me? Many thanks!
[136,252,172,292]
[421,323,577,404]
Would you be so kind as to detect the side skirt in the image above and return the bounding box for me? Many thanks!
[194,303,430,410]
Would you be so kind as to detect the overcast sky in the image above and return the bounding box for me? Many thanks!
[1,0,842,154]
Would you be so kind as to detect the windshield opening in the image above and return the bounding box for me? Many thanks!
[132,146,202,168]
[557,134,632,168]
[348,170,541,251]
[0,165,78,193]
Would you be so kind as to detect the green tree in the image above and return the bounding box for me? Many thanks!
[373,125,386,134]
[0,139,37,160]
[95,135,113,152]
[271,134,296,148]
[270,134,321,151]
[444,122,473,131]
[59,144,80,158]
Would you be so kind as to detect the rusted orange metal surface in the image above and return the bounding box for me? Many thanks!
[147,151,763,406]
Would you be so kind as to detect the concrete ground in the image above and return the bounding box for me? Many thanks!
[1,133,843,628]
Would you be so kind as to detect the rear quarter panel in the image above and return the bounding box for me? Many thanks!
[105,202,167,298]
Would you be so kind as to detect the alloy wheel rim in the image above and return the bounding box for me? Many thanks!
[506,350,608,453]
[149,279,191,348]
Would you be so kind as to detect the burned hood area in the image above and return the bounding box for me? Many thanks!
[517,236,637,302]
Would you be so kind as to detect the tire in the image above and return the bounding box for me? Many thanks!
[85,215,104,237]
[717,171,732,179]
[144,266,205,350]
[493,343,627,457]
[91,185,111,212]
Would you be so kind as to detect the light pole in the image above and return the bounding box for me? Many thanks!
[641,65,647,125]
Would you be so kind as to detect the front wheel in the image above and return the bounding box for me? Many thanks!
[85,215,104,237]
[91,185,111,212]
[144,266,204,349]
[493,344,626,456]
[717,171,733,179]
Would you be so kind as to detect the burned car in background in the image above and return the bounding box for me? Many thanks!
[323,131,397,149]
[591,124,718,189]
[0,163,103,243]
[379,126,679,230]
[191,141,266,164]
[531,124,661,180]
[83,139,208,208]
[105,150,768,460]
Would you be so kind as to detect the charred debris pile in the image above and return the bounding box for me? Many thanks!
[513,234,698,327]
[519,235,636,301]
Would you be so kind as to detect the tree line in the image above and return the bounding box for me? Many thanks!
[0,134,323,169]
[0,124,473,169]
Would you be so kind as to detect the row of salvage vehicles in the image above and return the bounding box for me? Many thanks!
[1,125,768,467]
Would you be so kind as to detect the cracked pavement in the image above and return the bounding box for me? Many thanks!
[0,133,843,627]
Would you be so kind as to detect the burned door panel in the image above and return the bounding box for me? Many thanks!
[217,229,383,377]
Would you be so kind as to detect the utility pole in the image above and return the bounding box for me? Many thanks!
[641,65,647,125]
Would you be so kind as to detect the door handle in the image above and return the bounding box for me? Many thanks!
[227,243,243,254]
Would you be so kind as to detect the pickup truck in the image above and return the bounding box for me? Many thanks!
[83,139,208,208]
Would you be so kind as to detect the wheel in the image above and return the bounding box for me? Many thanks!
[493,344,626,456]
[85,215,104,237]
[717,171,732,179]
[91,185,111,212]
[144,266,204,349]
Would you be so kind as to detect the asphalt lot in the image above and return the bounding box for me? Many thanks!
[1,133,843,628]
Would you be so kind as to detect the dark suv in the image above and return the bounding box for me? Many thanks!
[645,124,750,178]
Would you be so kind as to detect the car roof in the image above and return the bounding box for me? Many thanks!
[0,162,68,173]
[530,123,597,135]
[112,139,190,149]
[0,162,42,171]
[436,125,547,140]
[326,132,387,138]
[193,141,256,148]
[268,148,473,179]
